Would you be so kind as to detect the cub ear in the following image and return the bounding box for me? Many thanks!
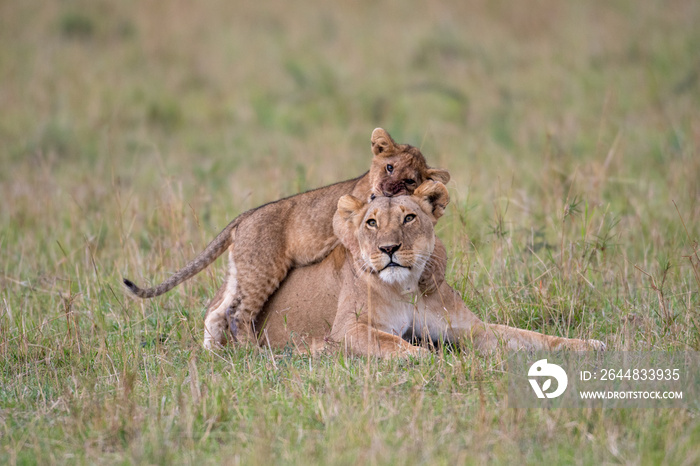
[425,168,450,184]
[413,180,450,222]
[371,128,398,157]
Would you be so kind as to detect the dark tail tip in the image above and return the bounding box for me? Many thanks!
[123,278,139,294]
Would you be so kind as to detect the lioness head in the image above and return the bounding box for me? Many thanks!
[334,180,449,288]
[369,128,450,198]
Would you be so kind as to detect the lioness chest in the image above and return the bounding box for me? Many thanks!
[372,297,444,342]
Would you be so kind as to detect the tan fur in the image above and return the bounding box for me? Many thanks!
[246,181,606,356]
[121,129,450,347]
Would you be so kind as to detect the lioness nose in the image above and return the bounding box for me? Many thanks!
[379,244,401,256]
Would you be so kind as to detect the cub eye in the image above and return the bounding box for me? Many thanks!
[403,214,416,224]
[404,179,416,186]
[386,164,394,174]
[366,219,377,228]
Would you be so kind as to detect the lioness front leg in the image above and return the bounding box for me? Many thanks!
[426,283,605,352]
[338,323,428,358]
[472,323,606,352]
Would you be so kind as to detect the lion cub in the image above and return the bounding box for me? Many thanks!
[123,128,450,346]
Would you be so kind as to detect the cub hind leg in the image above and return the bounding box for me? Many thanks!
[224,203,339,345]
[200,238,279,347]
[202,243,293,347]
[202,260,238,349]
[226,252,293,344]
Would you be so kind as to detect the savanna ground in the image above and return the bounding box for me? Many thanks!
[1,0,699,464]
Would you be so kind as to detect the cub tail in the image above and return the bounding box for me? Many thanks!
[122,216,241,299]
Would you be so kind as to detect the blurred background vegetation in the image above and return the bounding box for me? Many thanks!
[1,0,699,463]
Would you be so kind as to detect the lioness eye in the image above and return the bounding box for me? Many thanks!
[386,164,394,174]
[366,219,377,228]
[404,214,416,224]
[404,179,416,185]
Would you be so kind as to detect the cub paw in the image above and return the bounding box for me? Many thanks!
[225,306,239,342]
[225,307,258,345]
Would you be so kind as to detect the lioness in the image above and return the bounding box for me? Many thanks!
[123,129,450,346]
[243,181,605,356]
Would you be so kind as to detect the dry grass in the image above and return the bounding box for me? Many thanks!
[1,0,699,463]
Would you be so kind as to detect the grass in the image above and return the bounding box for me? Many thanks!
[1,0,699,463]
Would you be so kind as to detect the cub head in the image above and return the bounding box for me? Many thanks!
[369,128,450,198]
[334,180,450,288]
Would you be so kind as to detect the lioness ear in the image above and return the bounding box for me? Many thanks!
[371,128,398,157]
[413,180,450,222]
[336,195,365,223]
[426,168,451,184]
[333,195,367,255]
